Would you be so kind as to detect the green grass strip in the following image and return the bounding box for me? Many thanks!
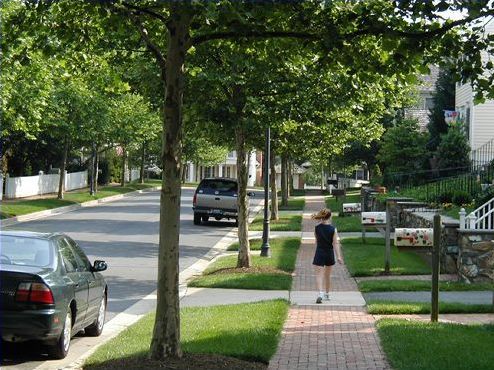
[1,181,161,219]
[278,197,305,211]
[377,319,494,370]
[325,194,360,212]
[84,300,289,369]
[368,300,494,314]
[342,237,431,276]
[332,215,362,232]
[359,280,494,292]
[189,237,300,290]
[250,214,302,231]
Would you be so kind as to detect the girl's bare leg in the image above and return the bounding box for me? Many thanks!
[324,266,332,294]
[314,265,324,293]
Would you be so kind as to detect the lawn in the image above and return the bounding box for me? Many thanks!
[0,181,161,219]
[440,204,475,220]
[325,193,361,213]
[367,300,494,314]
[189,237,300,290]
[84,300,289,369]
[278,197,305,211]
[377,319,494,370]
[332,215,362,232]
[342,237,431,276]
[250,214,302,231]
[358,280,494,292]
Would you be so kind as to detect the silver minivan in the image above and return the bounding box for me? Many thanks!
[192,178,242,225]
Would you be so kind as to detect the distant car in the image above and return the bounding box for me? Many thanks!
[192,178,254,226]
[144,165,162,178]
[0,231,108,359]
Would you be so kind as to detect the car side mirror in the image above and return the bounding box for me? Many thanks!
[92,260,108,272]
[247,192,255,197]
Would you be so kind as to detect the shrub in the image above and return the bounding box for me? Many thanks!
[475,186,494,208]
[436,190,454,203]
[452,190,472,206]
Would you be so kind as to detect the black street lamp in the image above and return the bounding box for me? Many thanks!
[260,126,271,257]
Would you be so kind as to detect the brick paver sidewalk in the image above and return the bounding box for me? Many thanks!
[269,192,390,370]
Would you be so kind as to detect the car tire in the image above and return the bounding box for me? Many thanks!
[201,215,209,223]
[234,218,239,227]
[85,294,106,337]
[49,308,72,359]
[193,213,201,225]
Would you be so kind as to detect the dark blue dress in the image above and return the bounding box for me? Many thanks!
[312,223,336,266]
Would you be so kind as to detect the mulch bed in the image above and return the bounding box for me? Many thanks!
[84,353,267,370]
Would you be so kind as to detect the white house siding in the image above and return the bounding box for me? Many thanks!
[455,20,494,153]
[187,150,257,185]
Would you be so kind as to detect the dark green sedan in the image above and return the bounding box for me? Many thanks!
[0,231,108,359]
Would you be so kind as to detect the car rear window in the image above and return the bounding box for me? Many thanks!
[0,235,53,267]
[198,180,238,195]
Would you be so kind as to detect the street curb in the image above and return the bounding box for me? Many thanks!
[54,199,265,370]
[0,186,162,228]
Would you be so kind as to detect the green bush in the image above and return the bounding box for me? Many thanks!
[475,186,494,208]
[436,190,454,203]
[452,190,472,206]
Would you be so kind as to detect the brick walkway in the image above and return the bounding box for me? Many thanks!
[269,192,390,370]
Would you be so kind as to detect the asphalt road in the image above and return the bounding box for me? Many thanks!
[1,187,262,369]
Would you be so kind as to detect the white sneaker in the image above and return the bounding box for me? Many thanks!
[324,293,330,301]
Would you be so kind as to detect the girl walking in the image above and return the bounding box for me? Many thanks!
[311,208,343,303]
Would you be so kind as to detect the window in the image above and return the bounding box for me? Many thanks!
[67,238,92,271]
[58,239,78,273]
[425,97,435,110]
[0,235,52,267]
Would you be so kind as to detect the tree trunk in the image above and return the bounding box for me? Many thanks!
[235,125,251,268]
[288,160,294,195]
[57,136,69,200]
[120,146,126,187]
[270,147,279,221]
[149,7,190,361]
[140,141,146,184]
[281,155,288,206]
[94,146,99,193]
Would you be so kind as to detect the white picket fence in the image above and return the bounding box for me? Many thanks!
[2,170,88,200]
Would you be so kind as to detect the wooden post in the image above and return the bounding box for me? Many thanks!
[384,200,391,274]
[361,187,366,243]
[431,214,441,322]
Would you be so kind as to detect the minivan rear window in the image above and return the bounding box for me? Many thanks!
[199,180,237,194]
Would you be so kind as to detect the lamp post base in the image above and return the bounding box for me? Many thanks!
[260,243,271,257]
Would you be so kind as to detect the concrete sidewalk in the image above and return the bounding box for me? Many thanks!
[268,192,391,370]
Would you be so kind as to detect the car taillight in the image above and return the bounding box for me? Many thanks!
[193,193,197,206]
[15,282,54,304]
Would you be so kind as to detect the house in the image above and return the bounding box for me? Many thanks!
[455,19,494,166]
[185,151,259,186]
[404,64,440,131]
[274,163,306,190]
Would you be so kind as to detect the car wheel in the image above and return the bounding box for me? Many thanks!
[49,308,72,359]
[201,215,209,222]
[234,218,239,227]
[85,294,106,337]
[193,213,201,225]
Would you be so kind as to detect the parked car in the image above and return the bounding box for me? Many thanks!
[0,231,108,359]
[192,178,254,226]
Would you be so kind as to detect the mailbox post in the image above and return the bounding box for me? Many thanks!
[431,214,441,322]
[384,197,414,274]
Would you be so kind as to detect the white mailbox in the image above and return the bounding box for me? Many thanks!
[361,212,386,225]
[394,228,433,247]
[343,203,361,213]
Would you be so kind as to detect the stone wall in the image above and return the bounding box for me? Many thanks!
[457,232,494,283]
[400,210,460,274]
